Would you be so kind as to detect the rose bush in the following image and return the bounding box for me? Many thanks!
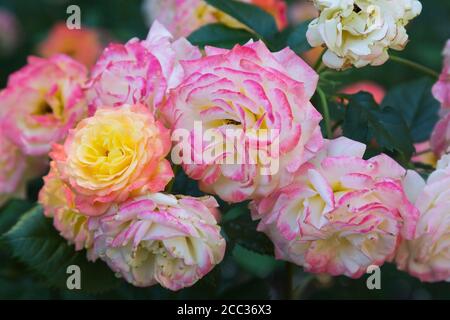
[2,0,450,300]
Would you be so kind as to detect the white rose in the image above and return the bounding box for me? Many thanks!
[307,0,422,69]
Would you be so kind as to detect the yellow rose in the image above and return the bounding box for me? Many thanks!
[52,104,173,216]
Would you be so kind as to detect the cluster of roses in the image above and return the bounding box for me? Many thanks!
[1,0,450,290]
[1,22,227,291]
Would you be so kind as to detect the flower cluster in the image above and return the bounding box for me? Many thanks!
[307,0,422,69]
[2,0,449,292]
[37,23,225,291]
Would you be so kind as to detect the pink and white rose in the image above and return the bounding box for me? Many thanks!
[0,128,27,206]
[90,193,226,291]
[87,21,201,115]
[0,54,88,156]
[430,112,450,157]
[39,162,93,251]
[430,41,450,157]
[432,40,450,109]
[251,137,419,278]
[396,155,450,282]
[163,41,323,203]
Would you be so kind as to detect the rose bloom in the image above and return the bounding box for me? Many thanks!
[90,193,226,291]
[143,0,287,38]
[0,129,27,206]
[0,54,88,156]
[163,41,323,203]
[52,104,173,216]
[396,155,450,282]
[432,40,450,109]
[306,0,422,69]
[251,137,419,278]
[39,162,93,252]
[38,22,103,68]
[87,21,201,115]
[430,112,450,157]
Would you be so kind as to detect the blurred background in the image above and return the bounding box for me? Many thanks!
[0,0,449,299]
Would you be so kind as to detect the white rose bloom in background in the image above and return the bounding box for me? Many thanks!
[306,0,422,69]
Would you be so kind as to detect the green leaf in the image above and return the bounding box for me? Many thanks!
[286,21,311,54]
[0,199,34,235]
[232,245,280,278]
[2,205,121,294]
[222,203,274,256]
[205,0,278,39]
[343,92,415,162]
[0,276,53,299]
[188,23,257,49]
[381,78,440,143]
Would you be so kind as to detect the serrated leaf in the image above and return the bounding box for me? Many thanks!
[381,78,440,143]
[343,92,415,162]
[205,0,278,40]
[222,204,274,256]
[188,23,257,49]
[3,206,121,294]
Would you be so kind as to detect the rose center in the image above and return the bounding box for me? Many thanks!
[34,101,53,116]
